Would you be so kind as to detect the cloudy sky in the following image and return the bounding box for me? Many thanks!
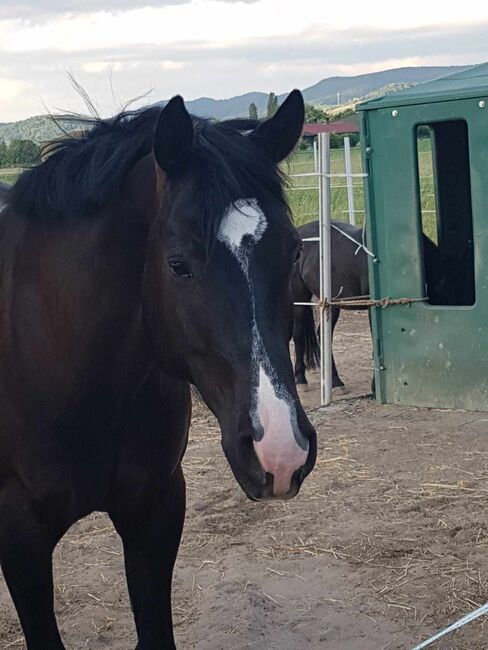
[0,0,487,122]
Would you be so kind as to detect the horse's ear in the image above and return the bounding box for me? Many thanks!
[154,95,194,176]
[250,90,304,162]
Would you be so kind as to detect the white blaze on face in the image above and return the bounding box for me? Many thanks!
[217,198,267,254]
[218,199,309,497]
[253,367,309,496]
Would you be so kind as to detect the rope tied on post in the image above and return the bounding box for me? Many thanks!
[318,295,428,313]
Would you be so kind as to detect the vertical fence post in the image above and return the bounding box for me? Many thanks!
[318,133,332,407]
[313,139,318,173]
[344,136,356,225]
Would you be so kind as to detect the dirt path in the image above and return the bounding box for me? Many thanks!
[1,311,487,649]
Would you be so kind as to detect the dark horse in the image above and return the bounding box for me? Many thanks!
[292,219,451,388]
[292,219,369,388]
[0,92,316,649]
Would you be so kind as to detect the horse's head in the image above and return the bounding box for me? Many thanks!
[143,91,316,500]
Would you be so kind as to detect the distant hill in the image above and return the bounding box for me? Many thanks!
[167,66,469,118]
[0,65,470,143]
[295,66,467,105]
[0,115,86,145]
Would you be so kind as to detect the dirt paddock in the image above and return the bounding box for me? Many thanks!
[1,311,487,649]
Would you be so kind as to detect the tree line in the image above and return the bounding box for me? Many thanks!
[250,94,359,149]
[248,92,287,121]
[249,94,330,122]
[0,139,41,167]
[1,98,360,167]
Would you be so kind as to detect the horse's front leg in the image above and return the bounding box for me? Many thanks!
[110,465,186,650]
[293,305,309,385]
[0,481,66,650]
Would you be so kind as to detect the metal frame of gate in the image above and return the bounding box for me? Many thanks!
[293,133,367,406]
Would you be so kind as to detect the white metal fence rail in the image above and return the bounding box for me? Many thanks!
[344,137,356,225]
[291,133,367,406]
[318,134,332,406]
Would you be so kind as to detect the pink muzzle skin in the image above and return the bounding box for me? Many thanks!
[252,367,309,496]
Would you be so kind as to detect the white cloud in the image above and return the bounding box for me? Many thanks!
[3,3,311,54]
[159,61,185,71]
[1,0,488,120]
[6,0,482,55]
[0,77,28,100]
[81,61,124,73]
[0,0,257,18]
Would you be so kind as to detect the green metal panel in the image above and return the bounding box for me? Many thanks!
[361,93,488,411]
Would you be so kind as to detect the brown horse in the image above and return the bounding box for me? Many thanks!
[0,92,316,649]
[292,219,369,388]
[292,218,451,389]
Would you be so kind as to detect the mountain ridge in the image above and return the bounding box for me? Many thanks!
[0,65,470,143]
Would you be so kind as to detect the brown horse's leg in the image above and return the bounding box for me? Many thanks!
[110,465,186,650]
[330,306,344,388]
[0,482,66,650]
[293,305,309,384]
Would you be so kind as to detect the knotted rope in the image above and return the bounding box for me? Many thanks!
[318,295,428,313]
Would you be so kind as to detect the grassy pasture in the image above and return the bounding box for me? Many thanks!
[284,146,365,229]
[0,170,19,184]
[286,139,437,242]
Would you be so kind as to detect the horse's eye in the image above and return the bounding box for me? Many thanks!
[168,259,193,279]
[294,247,302,263]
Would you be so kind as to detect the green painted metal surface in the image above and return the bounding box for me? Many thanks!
[359,62,488,411]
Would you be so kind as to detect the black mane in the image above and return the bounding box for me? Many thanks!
[8,108,288,236]
[10,107,161,221]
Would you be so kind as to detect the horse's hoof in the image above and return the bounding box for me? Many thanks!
[332,385,349,396]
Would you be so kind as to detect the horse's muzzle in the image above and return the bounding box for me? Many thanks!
[222,425,316,502]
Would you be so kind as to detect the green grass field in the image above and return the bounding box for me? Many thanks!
[285,146,365,229]
[0,170,19,184]
[286,138,438,242]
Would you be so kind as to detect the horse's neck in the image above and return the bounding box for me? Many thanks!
[0,156,159,405]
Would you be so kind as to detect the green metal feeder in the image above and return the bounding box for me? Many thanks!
[358,62,488,411]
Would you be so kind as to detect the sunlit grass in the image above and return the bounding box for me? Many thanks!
[287,140,437,241]
[0,171,18,184]
[285,147,365,229]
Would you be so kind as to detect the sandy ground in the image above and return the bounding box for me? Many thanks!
[1,310,488,649]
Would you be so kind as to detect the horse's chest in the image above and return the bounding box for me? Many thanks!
[4,420,120,516]
[1,366,190,520]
